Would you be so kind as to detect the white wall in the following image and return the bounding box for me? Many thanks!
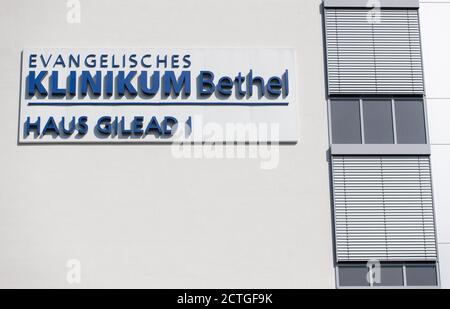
[420,0,450,288]
[0,0,334,288]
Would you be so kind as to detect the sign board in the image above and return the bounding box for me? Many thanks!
[19,48,298,143]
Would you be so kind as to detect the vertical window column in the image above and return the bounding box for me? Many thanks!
[323,0,439,288]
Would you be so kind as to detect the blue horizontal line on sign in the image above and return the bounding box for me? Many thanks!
[28,102,289,107]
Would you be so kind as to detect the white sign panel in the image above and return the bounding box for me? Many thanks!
[19,48,298,143]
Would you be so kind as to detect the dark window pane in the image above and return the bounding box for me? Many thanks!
[373,265,404,287]
[363,100,394,144]
[331,100,362,144]
[395,100,427,144]
[406,265,438,286]
[338,265,370,287]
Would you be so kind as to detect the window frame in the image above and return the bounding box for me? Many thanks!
[327,96,431,155]
[394,98,428,145]
[362,98,395,144]
[405,263,440,287]
[335,262,441,289]
[329,98,362,144]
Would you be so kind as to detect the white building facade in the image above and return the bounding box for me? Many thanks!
[0,0,448,289]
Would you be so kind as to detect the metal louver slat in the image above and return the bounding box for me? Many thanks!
[332,156,437,262]
[325,9,424,95]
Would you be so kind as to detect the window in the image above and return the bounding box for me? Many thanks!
[330,98,427,145]
[337,263,439,288]
[395,99,427,144]
[373,265,404,287]
[363,100,394,144]
[338,265,370,287]
[330,99,362,144]
[332,156,437,262]
[405,264,438,286]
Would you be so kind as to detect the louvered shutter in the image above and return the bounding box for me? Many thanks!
[325,9,424,95]
[332,156,437,262]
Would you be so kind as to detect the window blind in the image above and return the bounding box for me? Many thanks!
[332,156,436,262]
[325,8,424,95]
